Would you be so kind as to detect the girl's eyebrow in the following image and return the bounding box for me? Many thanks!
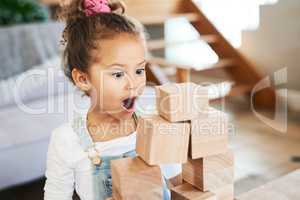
[137,60,147,66]
[105,60,146,68]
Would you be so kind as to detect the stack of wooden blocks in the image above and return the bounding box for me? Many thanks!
[109,82,234,200]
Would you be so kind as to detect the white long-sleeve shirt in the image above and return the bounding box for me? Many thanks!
[43,115,181,200]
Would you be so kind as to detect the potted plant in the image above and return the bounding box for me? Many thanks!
[0,0,49,26]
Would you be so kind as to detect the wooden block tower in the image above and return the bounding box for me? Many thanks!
[110,82,234,200]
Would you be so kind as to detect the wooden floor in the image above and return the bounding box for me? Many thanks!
[220,98,300,196]
[0,98,299,199]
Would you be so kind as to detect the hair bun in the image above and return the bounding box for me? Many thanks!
[58,0,85,23]
[58,0,128,45]
[109,0,126,15]
[58,0,126,22]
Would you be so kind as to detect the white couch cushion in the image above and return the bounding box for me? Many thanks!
[0,56,76,109]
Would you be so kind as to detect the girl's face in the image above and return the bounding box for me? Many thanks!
[87,33,147,120]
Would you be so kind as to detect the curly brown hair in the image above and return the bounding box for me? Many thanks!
[58,0,148,89]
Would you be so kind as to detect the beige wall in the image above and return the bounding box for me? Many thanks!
[240,0,300,90]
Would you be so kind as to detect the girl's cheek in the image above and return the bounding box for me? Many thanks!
[100,74,123,90]
[105,77,126,95]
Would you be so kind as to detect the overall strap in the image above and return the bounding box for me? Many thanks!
[72,115,103,167]
[72,116,94,152]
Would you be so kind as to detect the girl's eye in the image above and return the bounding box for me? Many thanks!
[112,72,125,79]
[136,68,145,75]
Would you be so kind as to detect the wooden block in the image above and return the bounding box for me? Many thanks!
[112,185,121,200]
[169,173,184,188]
[190,107,229,159]
[211,184,234,200]
[155,82,208,122]
[182,150,234,191]
[171,182,216,200]
[136,115,190,165]
[111,157,164,200]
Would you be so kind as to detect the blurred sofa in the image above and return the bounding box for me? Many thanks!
[0,21,86,190]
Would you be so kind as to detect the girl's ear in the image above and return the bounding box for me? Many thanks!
[71,68,92,93]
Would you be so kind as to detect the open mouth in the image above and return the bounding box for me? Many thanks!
[121,97,136,112]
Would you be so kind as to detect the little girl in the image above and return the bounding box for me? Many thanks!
[43,0,180,199]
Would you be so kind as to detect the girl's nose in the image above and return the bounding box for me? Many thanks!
[126,82,138,90]
[128,85,136,89]
[126,82,139,97]
[126,76,138,91]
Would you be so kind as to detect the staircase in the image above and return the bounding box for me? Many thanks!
[124,0,276,108]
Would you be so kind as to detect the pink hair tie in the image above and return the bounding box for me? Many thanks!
[83,0,111,17]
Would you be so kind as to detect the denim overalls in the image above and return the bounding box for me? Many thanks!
[72,112,171,200]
